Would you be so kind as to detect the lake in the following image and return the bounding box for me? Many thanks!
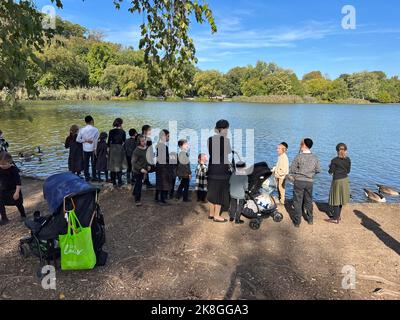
[1,100,400,203]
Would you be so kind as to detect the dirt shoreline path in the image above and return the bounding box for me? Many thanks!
[0,178,399,300]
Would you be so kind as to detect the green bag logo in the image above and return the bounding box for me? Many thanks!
[63,244,83,256]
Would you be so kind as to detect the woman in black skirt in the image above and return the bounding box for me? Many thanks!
[207,120,232,223]
[108,118,127,187]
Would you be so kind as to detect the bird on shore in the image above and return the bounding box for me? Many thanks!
[377,185,400,196]
[364,189,386,203]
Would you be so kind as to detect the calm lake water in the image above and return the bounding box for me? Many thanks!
[1,101,400,203]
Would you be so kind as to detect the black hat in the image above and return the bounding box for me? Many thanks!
[215,119,230,130]
[280,142,288,149]
[236,161,246,169]
[304,138,314,149]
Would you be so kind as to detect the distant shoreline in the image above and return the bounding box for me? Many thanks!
[18,96,396,105]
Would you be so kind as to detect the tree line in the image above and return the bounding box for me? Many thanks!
[2,6,400,104]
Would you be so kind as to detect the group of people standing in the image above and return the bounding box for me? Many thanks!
[271,138,351,226]
[0,118,351,227]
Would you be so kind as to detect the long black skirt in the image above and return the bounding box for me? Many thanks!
[207,178,230,210]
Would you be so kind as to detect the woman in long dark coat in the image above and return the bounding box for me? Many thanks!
[108,118,127,187]
[207,120,232,223]
[155,129,171,205]
[65,125,84,175]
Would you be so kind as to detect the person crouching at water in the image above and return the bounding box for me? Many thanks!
[155,129,171,205]
[108,118,127,187]
[132,135,152,207]
[195,153,208,203]
[176,139,192,202]
[0,152,26,225]
[65,125,84,176]
[273,142,289,205]
[229,161,248,225]
[326,143,351,224]
[96,132,109,182]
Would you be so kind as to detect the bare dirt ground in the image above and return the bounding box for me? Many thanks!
[0,178,399,300]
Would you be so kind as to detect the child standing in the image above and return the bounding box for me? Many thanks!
[195,153,208,202]
[229,161,248,225]
[176,139,191,202]
[132,135,151,206]
[65,125,84,176]
[96,132,109,182]
[169,152,178,199]
[0,152,26,224]
[124,129,138,185]
[0,130,9,153]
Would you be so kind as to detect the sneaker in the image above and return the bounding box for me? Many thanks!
[136,202,143,207]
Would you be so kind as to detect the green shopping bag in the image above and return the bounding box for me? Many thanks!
[59,209,96,270]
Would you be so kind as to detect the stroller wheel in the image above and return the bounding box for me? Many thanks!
[249,219,261,230]
[273,212,284,223]
[19,243,30,259]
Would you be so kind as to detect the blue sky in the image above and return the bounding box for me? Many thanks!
[35,0,400,78]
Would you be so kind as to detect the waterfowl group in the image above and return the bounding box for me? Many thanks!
[364,184,400,202]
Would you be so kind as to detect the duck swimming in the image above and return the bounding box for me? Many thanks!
[18,152,35,161]
[377,185,400,196]
[364,189,386,203]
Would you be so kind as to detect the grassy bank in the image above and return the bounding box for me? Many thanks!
[1,88,377,105]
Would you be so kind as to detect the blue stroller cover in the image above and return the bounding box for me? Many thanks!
[43,172,97,213]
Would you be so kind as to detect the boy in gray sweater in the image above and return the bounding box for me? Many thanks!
[289,138,321,227]
[229,161,248,224]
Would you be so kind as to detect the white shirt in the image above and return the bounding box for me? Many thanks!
[76,125,100,152]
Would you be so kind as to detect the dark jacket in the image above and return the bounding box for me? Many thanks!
[176,151,191,178]
[96,140,108,172]
[155,143,171,191]
[329,157,351,180]
[132,147,149,174]
[65,134,84,173]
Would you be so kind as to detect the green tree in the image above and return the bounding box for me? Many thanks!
[100,64,147,99]
[36,45,89,89]
[194,70,227,98]
[302,71,324,81]
[224,66,252,97]
[87,43,117,86]
[241,78,268,96]
[344,72,381,101]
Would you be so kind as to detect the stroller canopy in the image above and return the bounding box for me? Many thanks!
[43,172,97,213]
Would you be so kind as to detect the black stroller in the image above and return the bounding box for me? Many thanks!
[240,161,284,230]
[19,172,107,277]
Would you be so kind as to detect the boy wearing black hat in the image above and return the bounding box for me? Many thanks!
[273,142,289,205]
[289,138,321,227]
